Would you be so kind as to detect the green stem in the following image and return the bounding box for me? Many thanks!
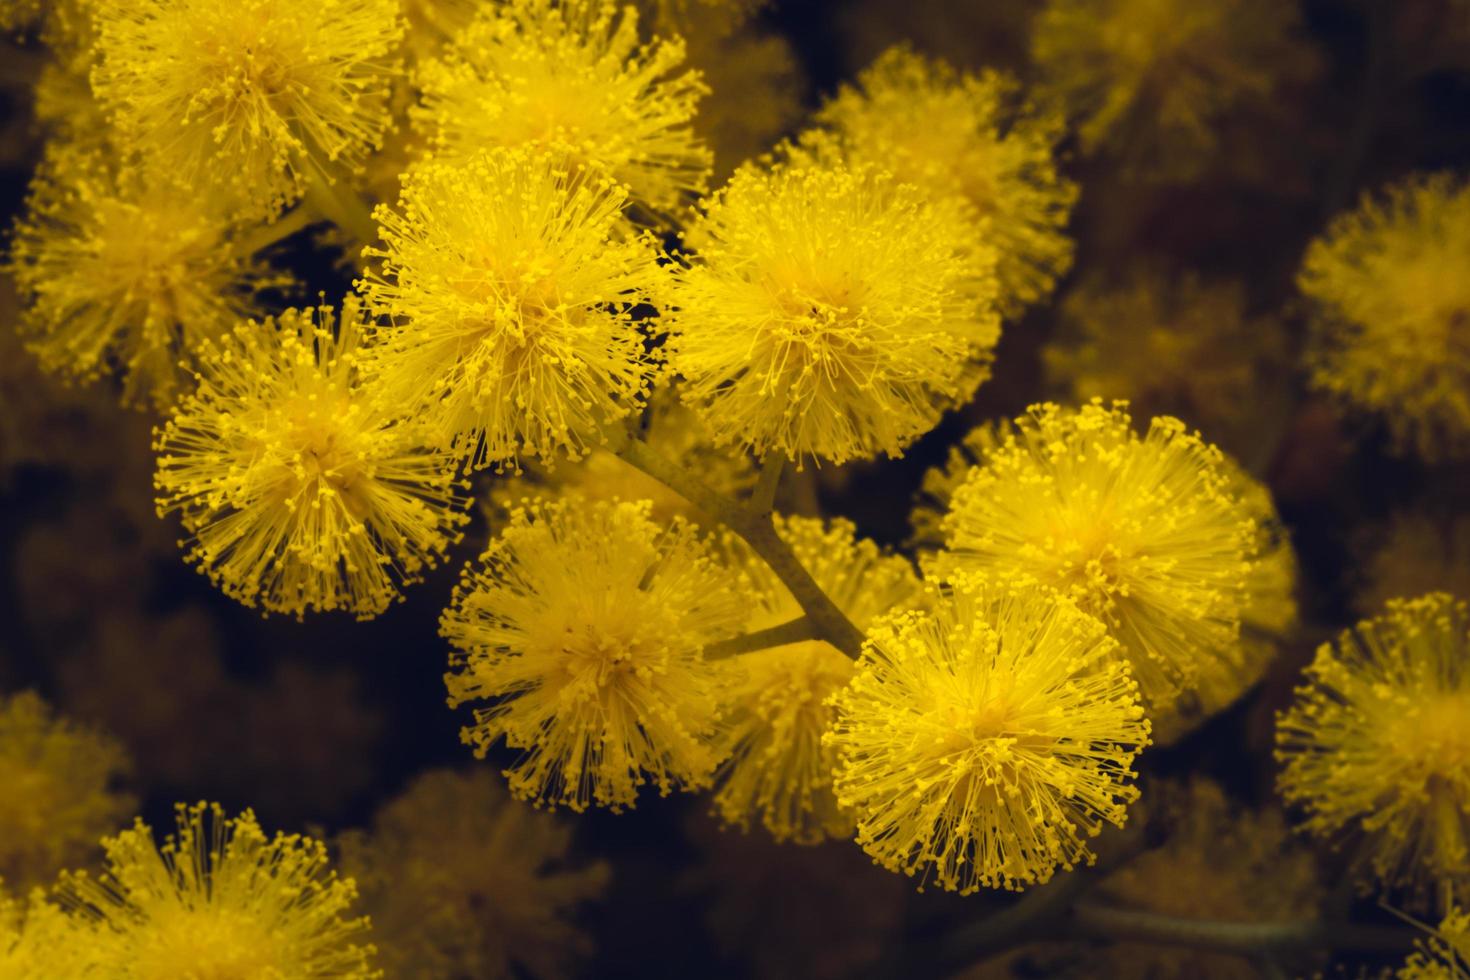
[235,205,319,257]
[924,820,1150,975]
[750,450,786,516]
[608,430,868,659]
[1068,904,1418,956]
[303,166,379,249]
[702,615,818,660]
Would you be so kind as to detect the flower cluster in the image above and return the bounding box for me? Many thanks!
[91,0,403,216]
[667,160,1000,464]
[8,0,1470,972]
[1041,266,1291,460]
[827,578,1150,893]
[414,0,711,223]
[357,146,662,470]
[1031,0,1312,179]
[154,298,469,619]
[6,145,278,409]
[58,802,380,978]
[339,768,609,979]
[442,497,744,811]
[0,693,133,893]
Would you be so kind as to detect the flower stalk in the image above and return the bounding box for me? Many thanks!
[304,165,380,248]
[701,615,819,660]
[608,428,868,659]
[1067,903,1418,956]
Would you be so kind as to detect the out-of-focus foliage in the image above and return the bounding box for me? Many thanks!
[340,769,608,979]
[0,693,133,892]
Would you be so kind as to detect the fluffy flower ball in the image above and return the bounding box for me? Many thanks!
[442,497,745,812]
[667,160,1001,465]
[153,298,469,620]
[916,418,1297,744]
[796,45,1076,318]
[57,802,378,979]
[1299,173,1470,461]
[1276,592,1470,901]
[357,146,662,470]
[414,0,710,223]
[826,579,1150,893]
[7,145,277,409]
[91,0,403,215]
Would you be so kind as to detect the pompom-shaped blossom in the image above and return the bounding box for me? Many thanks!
[796,46,1076,318]
[711,516,922,844]
[414,0,710,223]
[1092,779,1323,979]
[827,579,1150,893]
[1276,592,1470,900]
[58,802,379,979]
[927,401,1280,713]
[667,161,1000,465]
[1299,174,1470,460]
[357,147,662,469]
[154,297,469,620]
[1031,0,1310,179]
[339,769,609,980]
[0,692,134,892]
[91,0,402,215]
[1042,267,1291,462]
[6,145,280,409]
[1400,906,1470,980]
[442,497,745,811]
